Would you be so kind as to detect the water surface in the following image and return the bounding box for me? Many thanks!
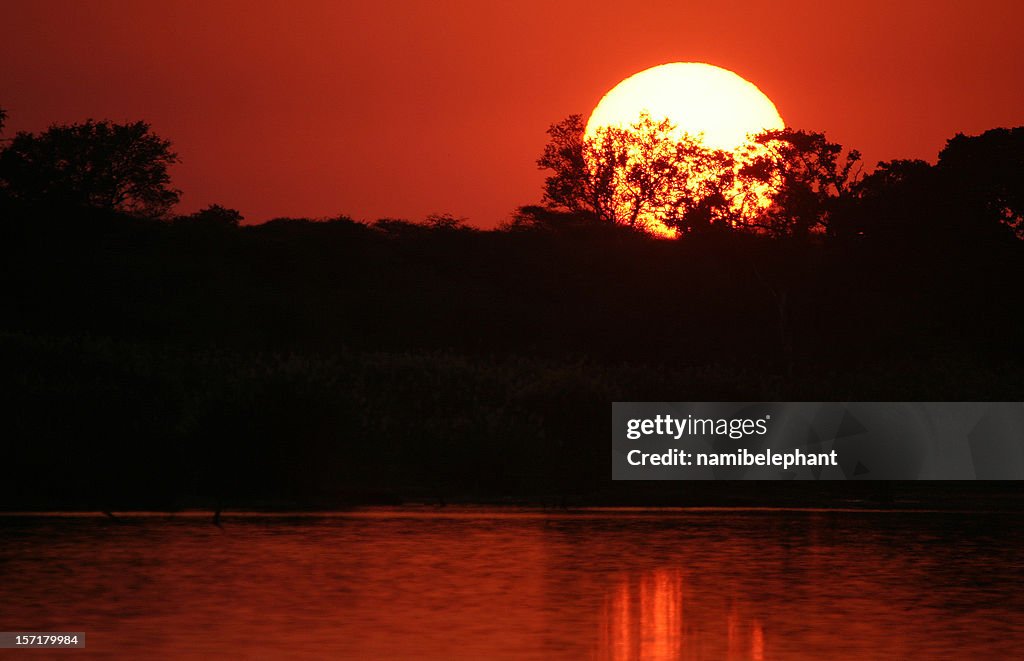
[2,508,1022,659]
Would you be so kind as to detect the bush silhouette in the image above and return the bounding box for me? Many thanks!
[175,204,244,229]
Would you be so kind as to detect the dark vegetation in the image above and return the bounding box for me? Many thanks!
[2,110,1023,509]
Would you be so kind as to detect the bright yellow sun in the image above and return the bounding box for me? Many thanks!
[585,62,785,236]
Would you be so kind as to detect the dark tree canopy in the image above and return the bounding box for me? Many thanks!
[849,129,1024,242]
[858,158,933,195]
[0,119,180,217]
[937,127,1024,239]
[852,159,940,239]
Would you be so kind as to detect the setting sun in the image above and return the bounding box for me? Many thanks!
[583,63,786,237]
[585,62,784,152]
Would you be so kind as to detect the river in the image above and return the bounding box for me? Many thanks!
[2,508,1022,659]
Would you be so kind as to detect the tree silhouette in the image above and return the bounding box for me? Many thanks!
[741,129,862,238]
[583,113,691,230]
[853,159,938,240]
[851,130,1024,242]
[658,142,741,235]
[537,113,738,235]
[937,127,1024,239]
[537,115,593,217]
[0,119,180,217]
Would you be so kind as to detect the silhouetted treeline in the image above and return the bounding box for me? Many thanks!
[539,118,1023,241]
[3,194,1024,508]
[4,195,1023,366]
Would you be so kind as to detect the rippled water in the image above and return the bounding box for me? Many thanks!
[2,508,1023,659]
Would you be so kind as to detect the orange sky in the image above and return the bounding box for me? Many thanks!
[2,0,1022,227]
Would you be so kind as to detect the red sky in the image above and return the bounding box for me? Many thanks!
[3,0,1022,227]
